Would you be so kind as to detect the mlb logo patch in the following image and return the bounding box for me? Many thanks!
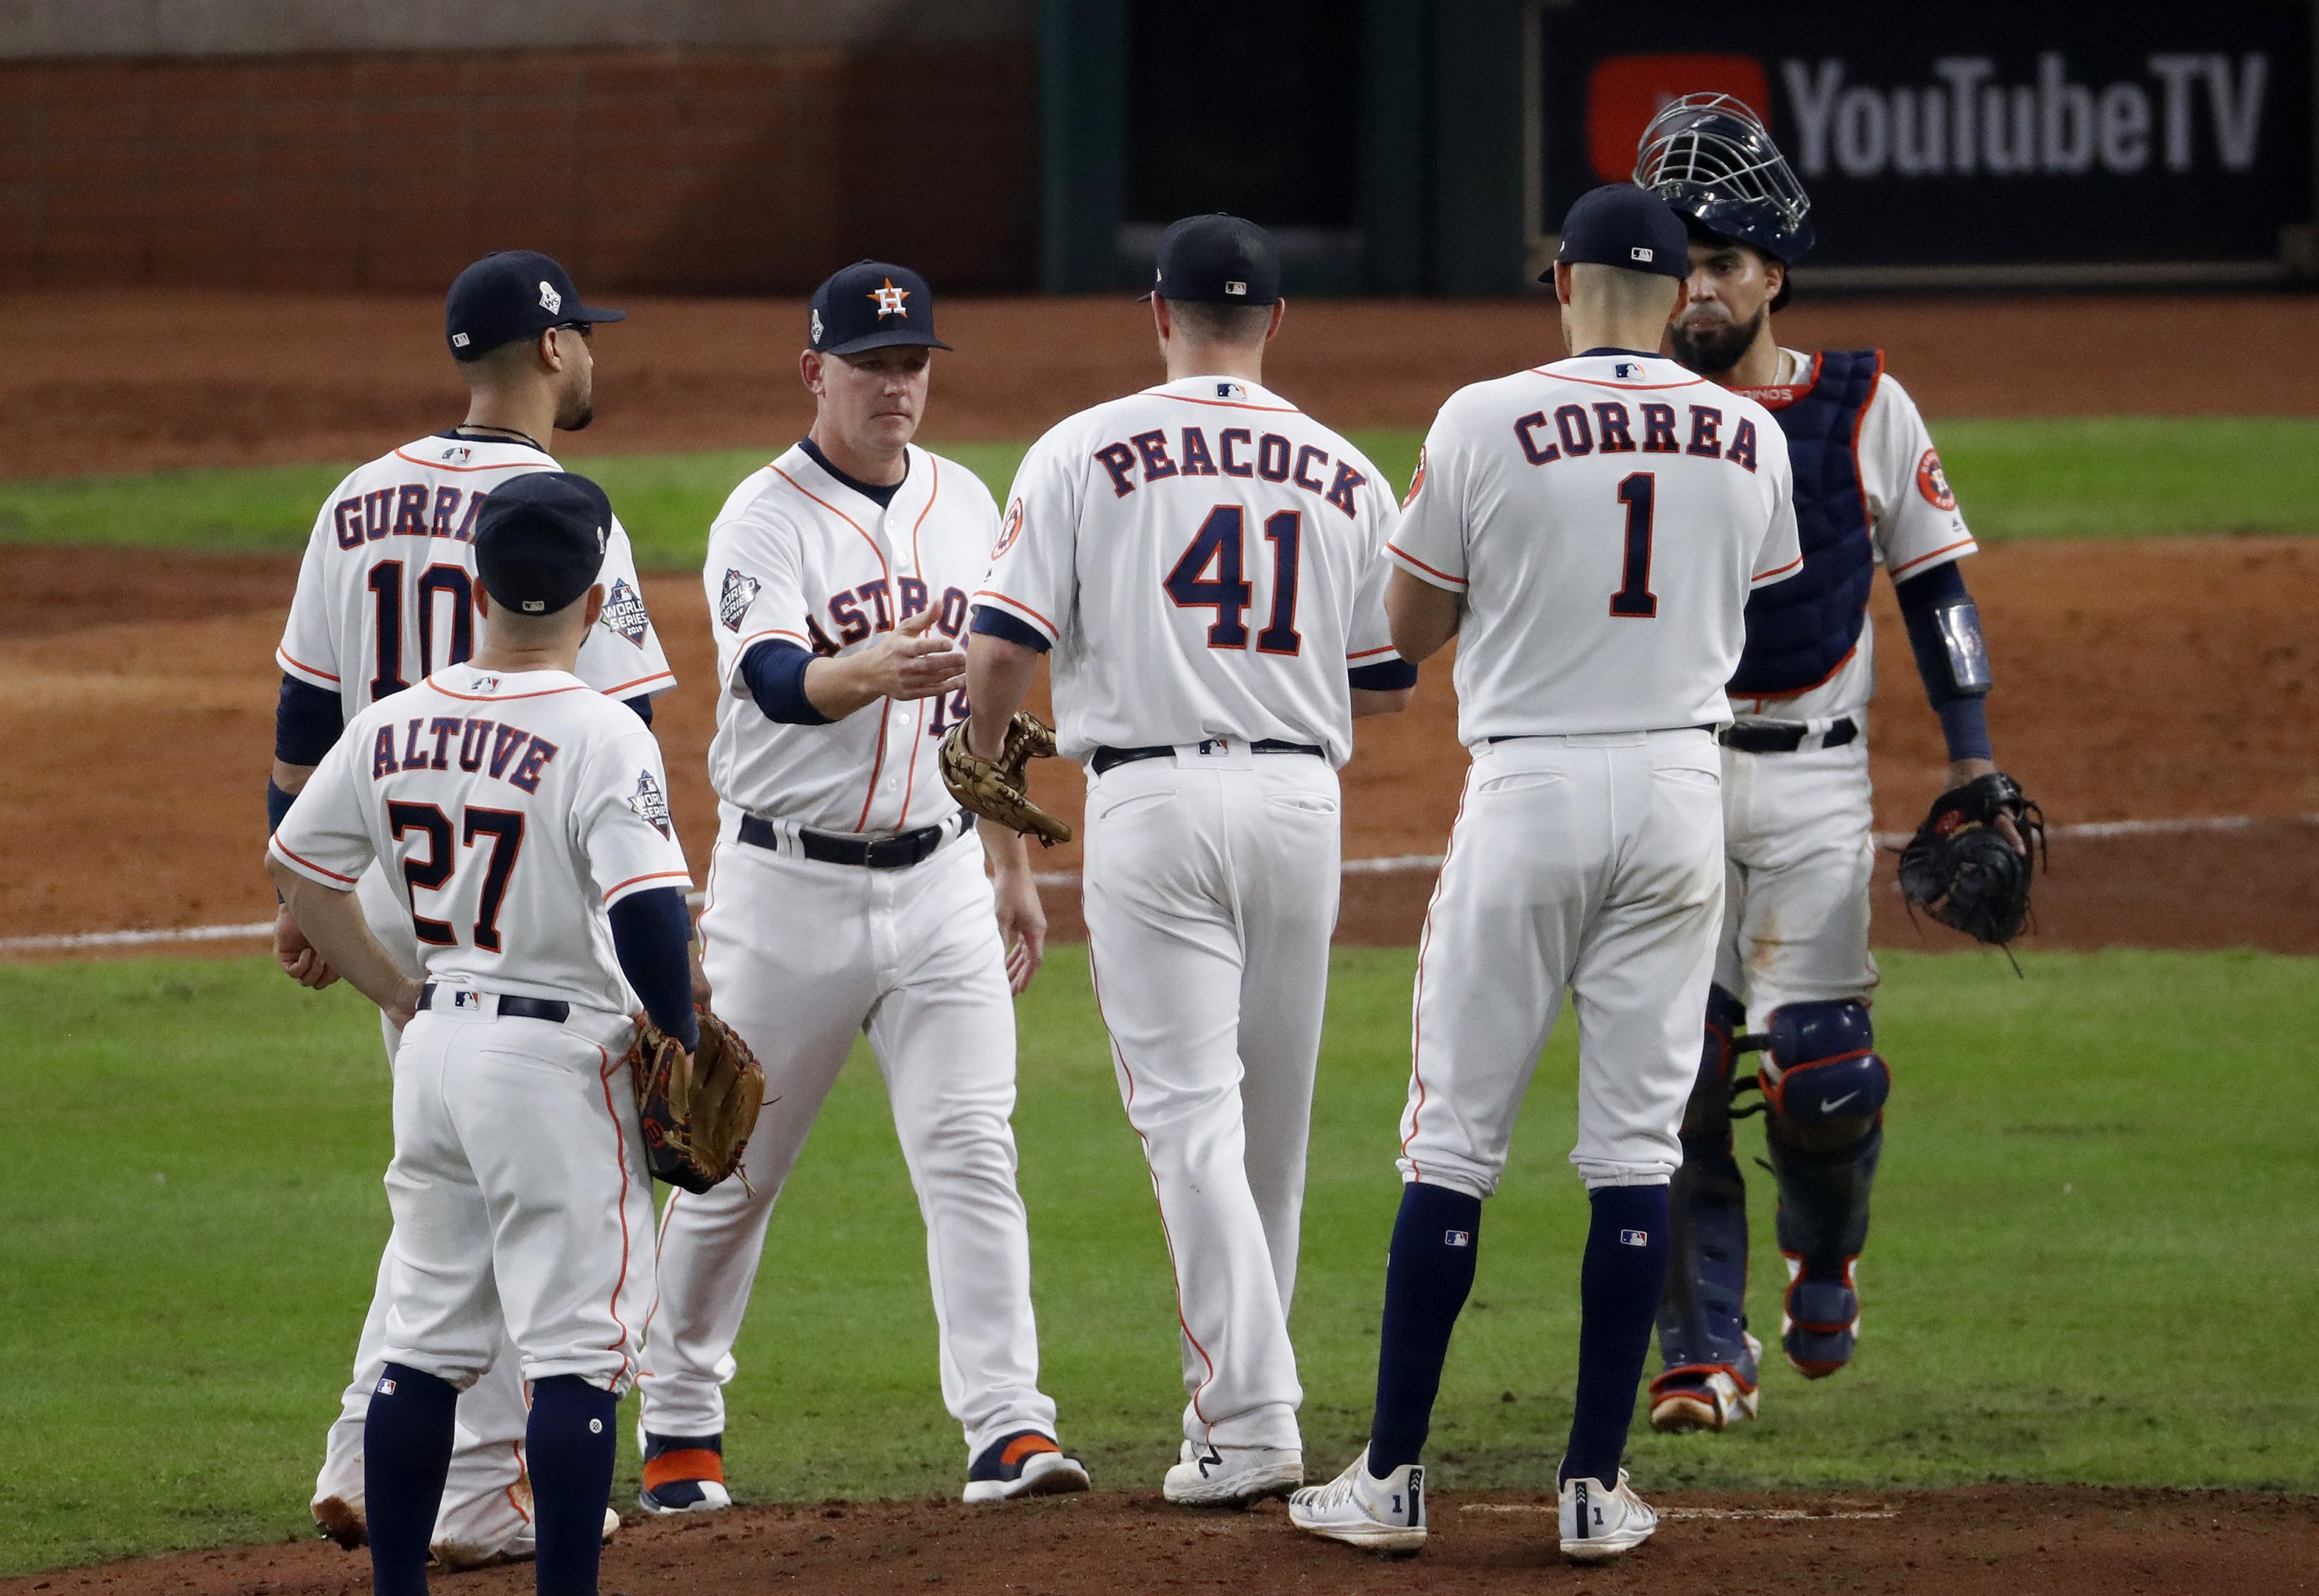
[1214,380,1246,401]
[1444,1230,1472,1248]
[1614,362,1643,380]
[450,990,482,1011]
[376,1377,398,1396]
[1619,1228,1649,1247]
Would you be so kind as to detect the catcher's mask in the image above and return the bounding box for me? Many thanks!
[1634,93,1814,309]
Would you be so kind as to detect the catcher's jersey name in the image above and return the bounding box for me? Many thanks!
[1089,420,1370,517]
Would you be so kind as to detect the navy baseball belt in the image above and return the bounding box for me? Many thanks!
[1091,739,1324,776]
[1718,715,1858,755]
[416,983,569,1024]
[737,808,970,870]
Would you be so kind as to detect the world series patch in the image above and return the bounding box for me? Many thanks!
[719,568,761,632]
[599,577,651,646]
[628,769,673,839]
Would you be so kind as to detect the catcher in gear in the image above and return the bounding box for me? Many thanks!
[1635,95,2038,1434]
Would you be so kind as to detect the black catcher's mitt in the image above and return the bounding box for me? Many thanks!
[631,1006,765,1195]
[1897,772,2045,945]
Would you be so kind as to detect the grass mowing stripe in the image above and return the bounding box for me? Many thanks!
[1,947,2314,1573]
[1,418,2310,569]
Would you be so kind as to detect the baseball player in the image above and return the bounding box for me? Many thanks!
[267,470,695,1596]
[1632,97,2029,1434]
[633,262,1089,1511]
[1289,185,1800,1562]
[964,215,1415,1506]
[268,252,673,1565]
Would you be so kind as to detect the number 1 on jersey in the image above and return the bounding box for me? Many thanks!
[1610,472,1659,619]
[1164,506,1303,655]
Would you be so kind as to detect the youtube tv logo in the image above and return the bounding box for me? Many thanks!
[1586,54,1770,181]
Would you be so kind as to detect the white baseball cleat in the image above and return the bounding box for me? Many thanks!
[432,1507,620,1570]
[1649,1332,1764,1433]
[1286,1448,1426,1554]
[1162,1439,1303,1506]
[1558,1469,1657,1562]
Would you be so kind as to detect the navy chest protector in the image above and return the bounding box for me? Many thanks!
[1729,349,1882,697]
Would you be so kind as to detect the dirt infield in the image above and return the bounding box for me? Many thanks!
[4,534,2314,955]
[5,1485,2314,1596]
[9,288,2319,479]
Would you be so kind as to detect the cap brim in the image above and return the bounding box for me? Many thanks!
[572,303,627,324]
[822,329,954,355]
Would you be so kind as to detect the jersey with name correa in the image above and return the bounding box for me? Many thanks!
[978,376,1402,766]
[277,434,676,721]
[706,442,996,835]
[268,664,692,1016]
[1391,351,1801,746]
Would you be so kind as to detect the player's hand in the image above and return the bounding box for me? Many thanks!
[273,902,340,990]
[850,608,968,702]
[1943,759,2027,856]
[688,930,714,1006]
[383,975,423,1033]
[991,863,1048,995]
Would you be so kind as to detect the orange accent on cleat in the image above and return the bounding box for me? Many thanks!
[999,1433,1061,1468]
[642,1448,726,1491]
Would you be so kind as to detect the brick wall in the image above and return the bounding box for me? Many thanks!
[0,45,1038,294]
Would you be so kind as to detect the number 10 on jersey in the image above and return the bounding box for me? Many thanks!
[1164,506,1303,655]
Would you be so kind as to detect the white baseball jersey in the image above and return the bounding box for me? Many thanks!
[268,663,691,1016]
[977,376,1403,767]
[277,434,675,719]
[1724,351,1976,723]
[705,442,995,835]
[1391,351,1801,743]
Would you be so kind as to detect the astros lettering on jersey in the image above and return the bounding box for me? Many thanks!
[1390,351,1802,743]
[705,440,992,835]
[278,434,675,719]
[977,376,1403,763]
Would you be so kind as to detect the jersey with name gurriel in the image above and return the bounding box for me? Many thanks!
[268,664,691,1015]
[1391,351,1801,746]
[1722,349,1977,725]
[977,376,1402,768]
[276,434,675,722]
[705,442,994,835]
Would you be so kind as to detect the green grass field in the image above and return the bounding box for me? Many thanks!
[2,945,2315,1576]
[3,418,2314,567]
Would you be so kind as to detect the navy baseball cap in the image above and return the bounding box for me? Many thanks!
[1143,214,1281,305]
[1547,185,1692,282]
[473,471,610,615]
[445,251,625,362]
[808,261,953,357]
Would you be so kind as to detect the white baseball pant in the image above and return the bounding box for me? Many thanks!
[314,866,536,1559]
[1715,733,1881,1017]
[1397,729,1726,1195]
[379,998,656,1393]
[638,825,1057,1460]
[1080,745,1342,1453]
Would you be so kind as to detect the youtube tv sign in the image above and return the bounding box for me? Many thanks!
[1528,0,2314,286]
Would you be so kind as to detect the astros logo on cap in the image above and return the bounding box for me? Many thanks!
[869,278,910,318]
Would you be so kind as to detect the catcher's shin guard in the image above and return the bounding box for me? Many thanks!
[1758,1000,1888,1379]
[1651,986,1762,1432]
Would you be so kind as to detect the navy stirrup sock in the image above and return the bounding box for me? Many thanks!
[528,1375,620,1596]
[1367,1182,1484,1474]
[1562,1183,1673,1487]
[364,1362,459,1596]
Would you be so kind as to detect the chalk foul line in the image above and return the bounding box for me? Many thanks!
[7,813,2312,955]
[1461,1503,1899,1521]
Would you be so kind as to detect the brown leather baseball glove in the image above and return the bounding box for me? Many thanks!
[939,712,1073,846]
[631,1006,765,1195]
